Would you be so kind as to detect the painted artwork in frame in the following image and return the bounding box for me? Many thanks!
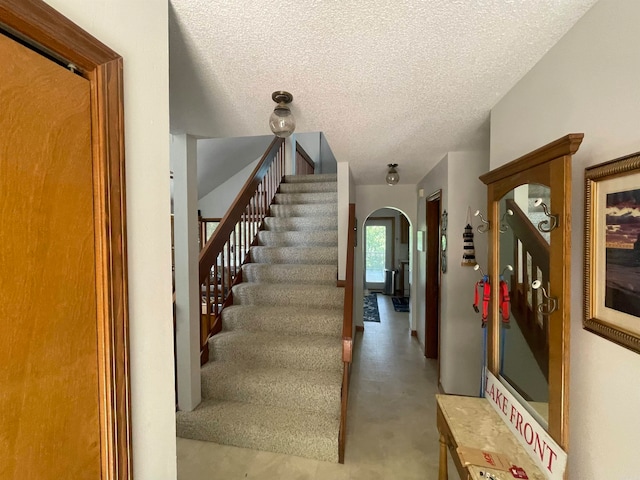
[585,151,640,354]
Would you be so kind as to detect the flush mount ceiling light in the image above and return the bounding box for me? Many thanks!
[269,91,296,138]
[386,163,399,185]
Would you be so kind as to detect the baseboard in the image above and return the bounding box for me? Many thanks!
[336,280,345,287]
[410,329,417,337]
[355,325,364,332]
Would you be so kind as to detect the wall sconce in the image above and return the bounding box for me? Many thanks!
[269,91,296,138]
[386,163,399,185]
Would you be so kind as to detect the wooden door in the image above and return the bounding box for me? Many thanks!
[425,192,441,360]
[0,33,100,478]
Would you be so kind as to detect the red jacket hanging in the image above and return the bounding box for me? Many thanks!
[473,277,490,325]
[499,279,510,323]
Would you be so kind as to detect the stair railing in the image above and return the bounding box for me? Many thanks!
[506,199,550,379]
[198,137,285,363]
[338,203,356,463]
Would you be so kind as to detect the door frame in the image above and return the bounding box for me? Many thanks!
[364,216,395,291]
[425,191,441,370]
[0,2,131,478]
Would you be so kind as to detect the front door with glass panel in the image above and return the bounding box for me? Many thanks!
[365,218,394,291]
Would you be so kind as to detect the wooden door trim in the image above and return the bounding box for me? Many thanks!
[0,2,131,479]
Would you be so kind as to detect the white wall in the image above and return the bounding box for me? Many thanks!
[416,151,489,396]
[490,0,640,477]
[354,185,417,332]
[44,1,176,479]
[198,158,260,218]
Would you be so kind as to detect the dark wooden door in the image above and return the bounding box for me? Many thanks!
[425,193,441,360]
[0,32,101,479]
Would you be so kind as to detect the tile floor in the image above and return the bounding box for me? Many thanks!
[177,294,459,479]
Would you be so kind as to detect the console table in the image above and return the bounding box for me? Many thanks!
[436,394,545,480]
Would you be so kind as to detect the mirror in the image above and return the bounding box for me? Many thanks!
[480,133,584,449]
[498,183,551,428]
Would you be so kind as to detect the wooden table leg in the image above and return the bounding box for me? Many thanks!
[438,434,448,480]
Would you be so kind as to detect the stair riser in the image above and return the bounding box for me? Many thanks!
[258,231,338,247]
[210,339,343,373]
[263,217,337,232]
[250,247,337,265]
[176,418,338,463]
[283,174,337,183]
[242,264,337,285]
[201,372,341,417]
[279,182,337,193]
[270,204,337,218]
[232,285,344,309]
[222,306,342,337]
[273,192,337,205]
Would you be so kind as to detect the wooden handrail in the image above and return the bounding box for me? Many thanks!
[197,137,285,362]
[338,203,356,464]
[199,137,284,283]
[342,203,356,359]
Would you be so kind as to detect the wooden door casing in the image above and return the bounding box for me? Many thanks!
[0,1,131,478]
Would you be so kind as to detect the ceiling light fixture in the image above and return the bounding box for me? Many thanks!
[386,163,399,185]
[269,91,295,138]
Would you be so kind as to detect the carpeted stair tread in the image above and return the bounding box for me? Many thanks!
[232,282,344,308]
[273,192,337,205]
[222,305,342,337]
[263,216,337,232]
[279,182,337,193]
[242,264,337,285]
[270,203,337,218]
[176,399,339,462]
[201,362,342,416]
[257,230,338,247]
[209,331,343,372]
[283,174,337,183]
[250,246,338,265]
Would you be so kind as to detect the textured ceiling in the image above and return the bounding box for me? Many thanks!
[169,0,597,186]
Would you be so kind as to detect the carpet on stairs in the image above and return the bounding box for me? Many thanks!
[176,174,343,463]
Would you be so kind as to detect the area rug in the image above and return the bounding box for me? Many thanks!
[391,296,410,313]
[363,293,380,322]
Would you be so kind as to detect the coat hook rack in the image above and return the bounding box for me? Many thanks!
[533,198,558,233]
[501,264,513,278]
[532,280,558,316]
[473,263,487,278]
[474,210,490,234]
[499,209,514,233]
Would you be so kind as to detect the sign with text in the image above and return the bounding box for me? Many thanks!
[484,370,567,480]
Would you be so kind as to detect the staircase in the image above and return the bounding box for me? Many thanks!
[176,173,344,463]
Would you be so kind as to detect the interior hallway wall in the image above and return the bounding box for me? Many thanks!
[44,1,176,478]
[416,151,489,396]
[490,0,640,477]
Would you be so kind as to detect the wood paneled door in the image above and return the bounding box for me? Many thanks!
[0,1,130,478]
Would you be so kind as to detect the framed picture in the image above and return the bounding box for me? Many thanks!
[585,151,640,354]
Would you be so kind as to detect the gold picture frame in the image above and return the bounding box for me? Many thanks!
[585,151,640,354]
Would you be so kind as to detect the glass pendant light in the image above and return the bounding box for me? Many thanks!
[386,163,399,185]
[269,91,296,138]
